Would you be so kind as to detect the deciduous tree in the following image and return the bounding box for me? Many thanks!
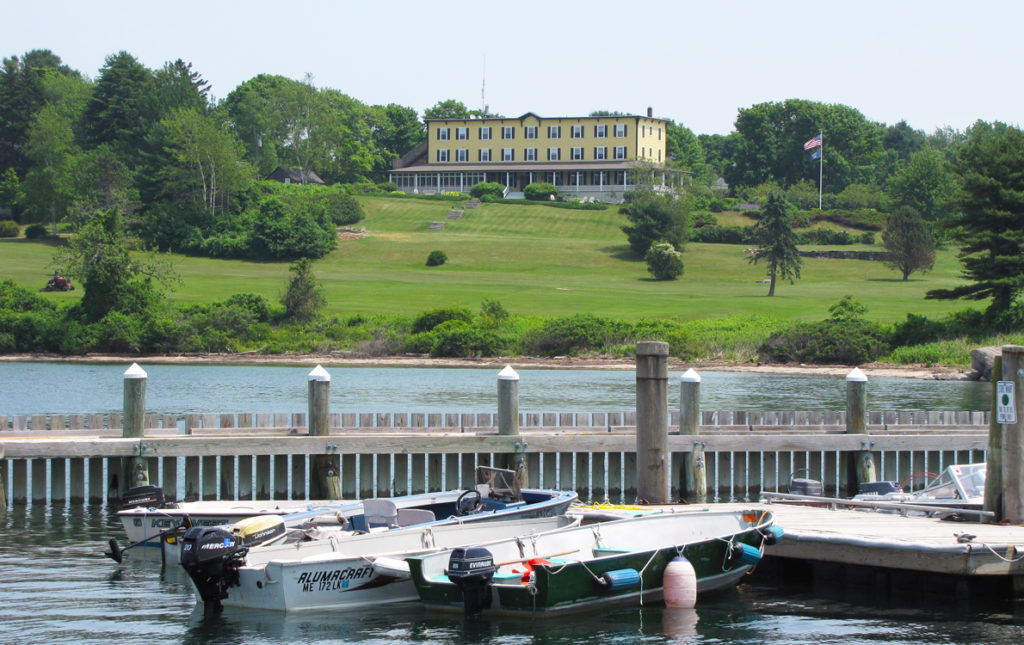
[882,206,935,281]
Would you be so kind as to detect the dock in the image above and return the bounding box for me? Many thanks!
[651,502,1024,600]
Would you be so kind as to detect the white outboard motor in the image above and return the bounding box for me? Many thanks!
[446,546,497,620]
[179,526,248,613]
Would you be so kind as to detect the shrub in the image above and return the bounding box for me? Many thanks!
[519,313,628,356]
[428,320,503,357]
[524,182,558,201]
[24,223,47,239]
[426,250,447,266]
[411,306,472,334]
[645,241,684,280]
[690,225,755,244]
[376,181,398,192]
[470,181,504,199]
[860,231,875,245]
[0,220,18,237]
[327,192,364,226]
[759,320,891,365]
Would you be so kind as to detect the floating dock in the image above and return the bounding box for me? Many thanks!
[652,502,1024,600]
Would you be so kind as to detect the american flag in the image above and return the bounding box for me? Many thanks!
[803,133,822,150]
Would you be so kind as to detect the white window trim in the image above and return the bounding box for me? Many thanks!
[525,126,537,139]
[502,126,515,140]
[614,146,626,160]
[548,125,561,139]
[548,147,560,161]
[480,127,492,140]
[595,124,607,138]
[614,124,626,138]
[479,148,491,162]
[456,127,468,140]
[525,147,537,161]
[502,147,514,161]
[594,146,607,160]
[456,148,468,162]
[437,149,450,162]
[571,125,584,139]
[438,127,450,140]
[572,147,583,160]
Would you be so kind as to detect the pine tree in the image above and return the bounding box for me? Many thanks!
[748,192,802,296]
[926,121,1024,316]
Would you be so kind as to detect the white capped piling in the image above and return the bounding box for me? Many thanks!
[984,354,1003,520]
[121,363,149,496]
[845,367,876,488]
[497,365,527,486]
[636,341,669,503]
[308,365,340,500]
[679,369,706,503]
[999,346,1024,523]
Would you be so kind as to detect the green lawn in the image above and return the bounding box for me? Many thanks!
[0,196,972,323]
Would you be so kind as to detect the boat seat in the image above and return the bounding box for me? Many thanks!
[363,498,399,528]
[396,508,436,526]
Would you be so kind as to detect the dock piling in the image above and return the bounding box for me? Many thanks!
[636,341,669,504]
[679,369,706,503]
[984,355,1003,521]
[121,363,149,499]
[1000,345,1024,523]
[307,365,340,500]
[497,366,527,487]
[846,367,876,492]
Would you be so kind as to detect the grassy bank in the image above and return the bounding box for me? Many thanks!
[3,197,969,325]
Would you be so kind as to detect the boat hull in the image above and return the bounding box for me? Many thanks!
[213,516,581,611]
[407,509,774,615]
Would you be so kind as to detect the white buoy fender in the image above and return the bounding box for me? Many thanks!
[663,556,697,608]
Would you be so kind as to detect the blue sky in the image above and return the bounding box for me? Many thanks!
[5,0,1022,136]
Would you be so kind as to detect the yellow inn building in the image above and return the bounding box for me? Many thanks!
[388,110,679,202]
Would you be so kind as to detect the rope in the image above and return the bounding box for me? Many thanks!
[978,542,1024,563]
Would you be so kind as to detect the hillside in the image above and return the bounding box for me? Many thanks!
[2,196,968,324]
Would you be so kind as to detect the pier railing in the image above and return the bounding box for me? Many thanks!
[0,410,989,506]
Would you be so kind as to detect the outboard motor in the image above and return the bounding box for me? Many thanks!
[120,485,165,510]
[179,526,248,613]
[446,546,496,620]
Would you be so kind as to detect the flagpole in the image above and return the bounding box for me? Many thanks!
[817,132,823,209]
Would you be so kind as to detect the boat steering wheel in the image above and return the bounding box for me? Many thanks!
[455,489,482,516]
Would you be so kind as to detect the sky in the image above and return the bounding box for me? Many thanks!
[4,0,1023,137]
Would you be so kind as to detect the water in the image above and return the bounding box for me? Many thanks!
[0,362,992,417]
[0,363,1016,643]
[2,506,1023,644]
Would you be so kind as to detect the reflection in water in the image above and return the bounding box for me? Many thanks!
[0,362,993,416]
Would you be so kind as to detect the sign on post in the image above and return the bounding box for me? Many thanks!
[997,380,1017,424]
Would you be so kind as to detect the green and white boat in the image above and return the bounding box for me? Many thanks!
[406,508,780,617]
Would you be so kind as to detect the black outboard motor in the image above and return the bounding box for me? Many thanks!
[120,485,165,509]
[446,546,496,620]
[179,526,248,613]
[857,481,901,495]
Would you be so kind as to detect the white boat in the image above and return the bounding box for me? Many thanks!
[116,466,577,548]
[852,462,986,512]
[181,514,580,612]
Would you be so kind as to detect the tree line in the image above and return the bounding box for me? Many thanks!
[2,47,1024,347]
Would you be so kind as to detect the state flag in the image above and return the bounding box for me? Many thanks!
[809,148,821,161]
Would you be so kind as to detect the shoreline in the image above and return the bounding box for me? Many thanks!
[0,352,974,380]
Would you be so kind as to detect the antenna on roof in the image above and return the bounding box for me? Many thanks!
[481,55,488,117]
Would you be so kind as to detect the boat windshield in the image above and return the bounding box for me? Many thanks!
[920,464,986,500]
